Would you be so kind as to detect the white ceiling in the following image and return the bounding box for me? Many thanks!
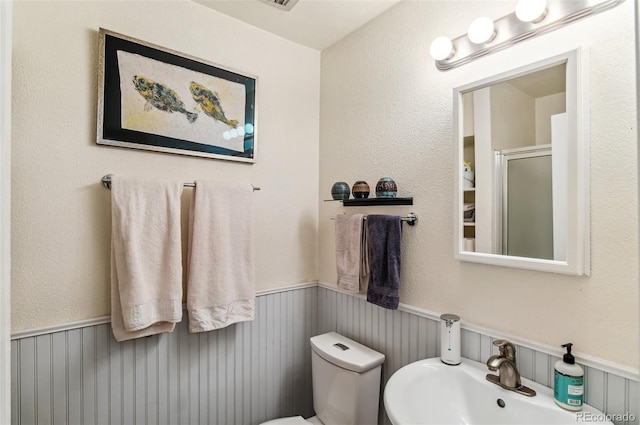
[506,63,566,98]
[193,0,402,51]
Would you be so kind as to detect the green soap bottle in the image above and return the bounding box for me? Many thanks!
[553,343,584,411]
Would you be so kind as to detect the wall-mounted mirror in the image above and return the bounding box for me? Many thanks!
[454,49,590,275]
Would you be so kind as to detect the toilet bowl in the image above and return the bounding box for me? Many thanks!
[260,332,385,425]
[261,415,323,425]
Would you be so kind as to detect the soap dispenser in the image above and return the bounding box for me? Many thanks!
[440,314,461,365]
[553,343,584,411]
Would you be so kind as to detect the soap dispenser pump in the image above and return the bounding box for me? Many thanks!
[553,343,584,411]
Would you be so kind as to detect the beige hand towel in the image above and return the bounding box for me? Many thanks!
[187,181,255,333]
[110,176,184,342]
[335,213,369,293]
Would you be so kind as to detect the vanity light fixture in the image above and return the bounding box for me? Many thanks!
[515,0,548,23]
[429,36,454,61]
[467,17,496,44]
[430,0,625,71]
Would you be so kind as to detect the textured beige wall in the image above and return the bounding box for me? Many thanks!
[11,0,639,370]
[1,2,11,421]
[319,1,638,368]
[11,0,320,332]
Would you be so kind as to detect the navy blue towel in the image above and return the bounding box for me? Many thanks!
[365,215,402,310]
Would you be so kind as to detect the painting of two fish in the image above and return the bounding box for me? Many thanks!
[97,29,257,163]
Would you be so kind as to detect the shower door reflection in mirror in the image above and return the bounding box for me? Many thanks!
[498,146,554,260]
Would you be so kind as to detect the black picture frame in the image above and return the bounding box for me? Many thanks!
[97,28,257,163]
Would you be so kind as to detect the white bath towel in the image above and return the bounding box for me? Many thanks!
[187,180,255,333]
[335,213,369,293]
[110,176,184,342]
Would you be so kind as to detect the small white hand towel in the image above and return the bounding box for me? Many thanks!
[335,213,369,293]
[110,176,184,342]
[187,181,255,333]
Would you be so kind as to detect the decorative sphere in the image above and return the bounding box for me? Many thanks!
[352,181,370,199]
[331,181,351,200]
[375,177,397,198]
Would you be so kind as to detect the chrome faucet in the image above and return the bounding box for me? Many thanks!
[486,339,536,397]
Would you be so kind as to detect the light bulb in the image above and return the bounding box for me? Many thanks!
[429,36,454,61]
[468,16,496,44]
[516,0,548,23]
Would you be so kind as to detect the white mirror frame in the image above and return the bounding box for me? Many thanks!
[454,48,590,275]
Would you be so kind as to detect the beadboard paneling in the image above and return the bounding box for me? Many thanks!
[12,284,638,425]
[317,286,639,425]
[11,286,317,425]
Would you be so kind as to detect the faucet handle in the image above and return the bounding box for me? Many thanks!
[493,339,516,360]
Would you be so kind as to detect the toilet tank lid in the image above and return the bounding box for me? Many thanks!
[310,332,385,373]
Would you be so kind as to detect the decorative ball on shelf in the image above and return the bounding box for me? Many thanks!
[375,177,397,198]
[331,181,351,200]
[351,181,370,199]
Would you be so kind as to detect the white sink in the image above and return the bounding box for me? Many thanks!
[384,357,612,425]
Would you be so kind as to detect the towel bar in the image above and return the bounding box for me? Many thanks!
[101,174,260,191]
[331,212,418,226]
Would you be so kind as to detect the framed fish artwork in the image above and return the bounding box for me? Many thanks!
[96,28,257,163]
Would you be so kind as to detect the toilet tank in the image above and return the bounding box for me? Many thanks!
[310,332,385,425]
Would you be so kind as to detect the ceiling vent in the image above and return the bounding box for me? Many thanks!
[259,0,299,11]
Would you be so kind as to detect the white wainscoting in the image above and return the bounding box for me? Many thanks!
[11,285,317,425]
[316,285,639,425]
[12,283,638,425]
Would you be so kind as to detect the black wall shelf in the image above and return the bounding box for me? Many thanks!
[342,197,413,207]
